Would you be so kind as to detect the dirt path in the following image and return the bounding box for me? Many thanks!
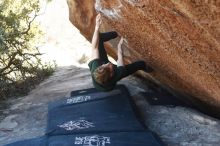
[1,66,220,146]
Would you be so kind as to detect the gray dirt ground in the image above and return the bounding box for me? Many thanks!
[1,0,220,145]
[0,66,220,146]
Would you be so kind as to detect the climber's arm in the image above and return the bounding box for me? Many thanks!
[117,37,124,67]
[91,14,102,60]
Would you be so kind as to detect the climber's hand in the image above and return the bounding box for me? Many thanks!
[95,13,102,29]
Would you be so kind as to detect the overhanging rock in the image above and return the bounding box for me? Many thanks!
[67,0,220,118]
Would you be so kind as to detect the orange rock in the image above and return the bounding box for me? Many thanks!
[67,0,220,117]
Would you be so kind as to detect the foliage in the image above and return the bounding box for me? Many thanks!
[78,54,89,64]
[0,0,55,99]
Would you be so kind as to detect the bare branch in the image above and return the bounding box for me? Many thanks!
[0,52,17,74]
[21,13,38,35]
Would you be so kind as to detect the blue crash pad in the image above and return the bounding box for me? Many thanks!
[5,131,164,146]
[49,88,122,110]
[48,131,163,146]
[5,85,165,146]
[46,85,145,135]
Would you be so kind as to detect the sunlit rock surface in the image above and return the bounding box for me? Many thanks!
[67,0,220,117]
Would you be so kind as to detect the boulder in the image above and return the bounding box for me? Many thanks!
[67,0,220,117]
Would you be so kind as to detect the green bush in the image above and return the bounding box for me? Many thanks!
[0,0,56,99]
[78,54,89,64]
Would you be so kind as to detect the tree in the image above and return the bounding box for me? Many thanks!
[0,0,55,98]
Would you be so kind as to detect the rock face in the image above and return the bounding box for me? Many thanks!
[67,0,220,117]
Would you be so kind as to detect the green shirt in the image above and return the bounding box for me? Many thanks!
[88,59,126,91]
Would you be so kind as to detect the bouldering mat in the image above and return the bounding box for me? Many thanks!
[4,85,165,146]
[46,85,145,136]
[48,131,164,146]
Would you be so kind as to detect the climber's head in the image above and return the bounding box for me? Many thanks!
[93,62,114,85]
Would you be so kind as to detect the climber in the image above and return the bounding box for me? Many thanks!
[88,13,153,91]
